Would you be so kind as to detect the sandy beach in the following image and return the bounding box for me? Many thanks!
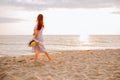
[0,49,120,80]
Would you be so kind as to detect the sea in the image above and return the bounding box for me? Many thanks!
[0,35,120,56]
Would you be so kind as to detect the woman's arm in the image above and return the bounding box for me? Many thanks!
[33,29,40,39]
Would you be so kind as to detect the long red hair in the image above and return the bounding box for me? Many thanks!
[37,14,44,30]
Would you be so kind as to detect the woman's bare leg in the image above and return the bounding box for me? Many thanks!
[45,52,51,61]
[35,50,40,62]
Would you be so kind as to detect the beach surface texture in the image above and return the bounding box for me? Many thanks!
[0,49,120,80]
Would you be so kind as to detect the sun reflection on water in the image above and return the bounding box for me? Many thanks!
[79,34,90,44]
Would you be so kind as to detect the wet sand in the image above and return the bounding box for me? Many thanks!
[0,49,120,80]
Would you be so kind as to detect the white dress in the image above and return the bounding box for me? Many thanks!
[33,25,46,53]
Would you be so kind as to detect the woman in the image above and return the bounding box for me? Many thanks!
[33,14,51,62]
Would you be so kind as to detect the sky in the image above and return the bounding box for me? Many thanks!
[0,0,120,35]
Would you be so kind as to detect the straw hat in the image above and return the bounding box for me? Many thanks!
[29,40,38,47]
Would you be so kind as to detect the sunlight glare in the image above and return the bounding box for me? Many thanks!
[79,34,89,44]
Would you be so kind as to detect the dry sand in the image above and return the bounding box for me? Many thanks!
[0,49,120,80]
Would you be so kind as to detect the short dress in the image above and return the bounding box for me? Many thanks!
[33,25,46,53]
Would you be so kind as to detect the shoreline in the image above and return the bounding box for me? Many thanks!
[0,49,120,80]
[1,48,120,57]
